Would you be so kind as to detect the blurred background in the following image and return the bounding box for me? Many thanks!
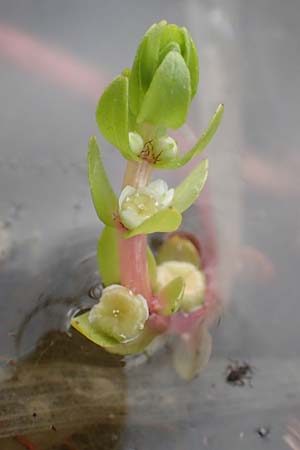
[0,0,300,449]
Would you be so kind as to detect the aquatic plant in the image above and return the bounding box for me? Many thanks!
[72,20,223,375]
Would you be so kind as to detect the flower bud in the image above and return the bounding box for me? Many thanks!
[156,261,205,312]
[154,136,178,161]
[89,285,149,342]
[129,131,144,155]
[119,179,174,230]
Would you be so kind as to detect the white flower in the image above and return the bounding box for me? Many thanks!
[119,179,174,230]
[156,261,206,312]
[89,284,149,342]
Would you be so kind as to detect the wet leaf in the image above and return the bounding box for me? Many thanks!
[88,137,118,226]
[71,312,119,347]
[71,312,156,355]
[173,324,212,380]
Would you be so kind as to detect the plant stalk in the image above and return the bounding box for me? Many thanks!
[118,160,153,304]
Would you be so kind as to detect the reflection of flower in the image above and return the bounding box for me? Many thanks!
[119,179,174,230]
[89,285,149,342]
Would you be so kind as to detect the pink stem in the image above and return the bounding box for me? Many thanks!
[117,160,153,306]
[117,228,152,302]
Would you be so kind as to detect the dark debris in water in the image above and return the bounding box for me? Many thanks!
[256,426,271,438]
[225,360,254,386]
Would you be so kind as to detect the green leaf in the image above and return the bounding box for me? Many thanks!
[96,74,136,160]
[124,208,182,238]
[97,226,120,286]
[71,312,156,355]
[147,246,157,287]
[184,32,199,98]
[137,51,192,129]
[177,103,224,167]
[172,159,208,213]
[71,312,119,347]
[157,276,184,316]
[106,327,156,355]
[88,137,118,226]
[154,104,224,169]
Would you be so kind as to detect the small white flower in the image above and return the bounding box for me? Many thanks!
[119,179,174,230]
[89,284,149,342]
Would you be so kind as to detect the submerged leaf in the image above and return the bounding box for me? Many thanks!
[157,276,184,316]
[172,159,208,213]
[71,311,156,355]
[173,324,212,380]
[88,137,118,226]
[71,312,118,347]
[97,226,120,286]
[124,208,182,238]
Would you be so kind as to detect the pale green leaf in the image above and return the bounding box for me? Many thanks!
[157,276,184,316]
[137,51,191,129]
[124,208,182,239]
[71,312,119,347]
[97,226,120,286]
[96,75,136,160]
[172,159,208,213]
[173,324,212,380]
[154,104,224,169]
[177,103,224,167]
[88,137,118,226]
[71,312,156,355]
